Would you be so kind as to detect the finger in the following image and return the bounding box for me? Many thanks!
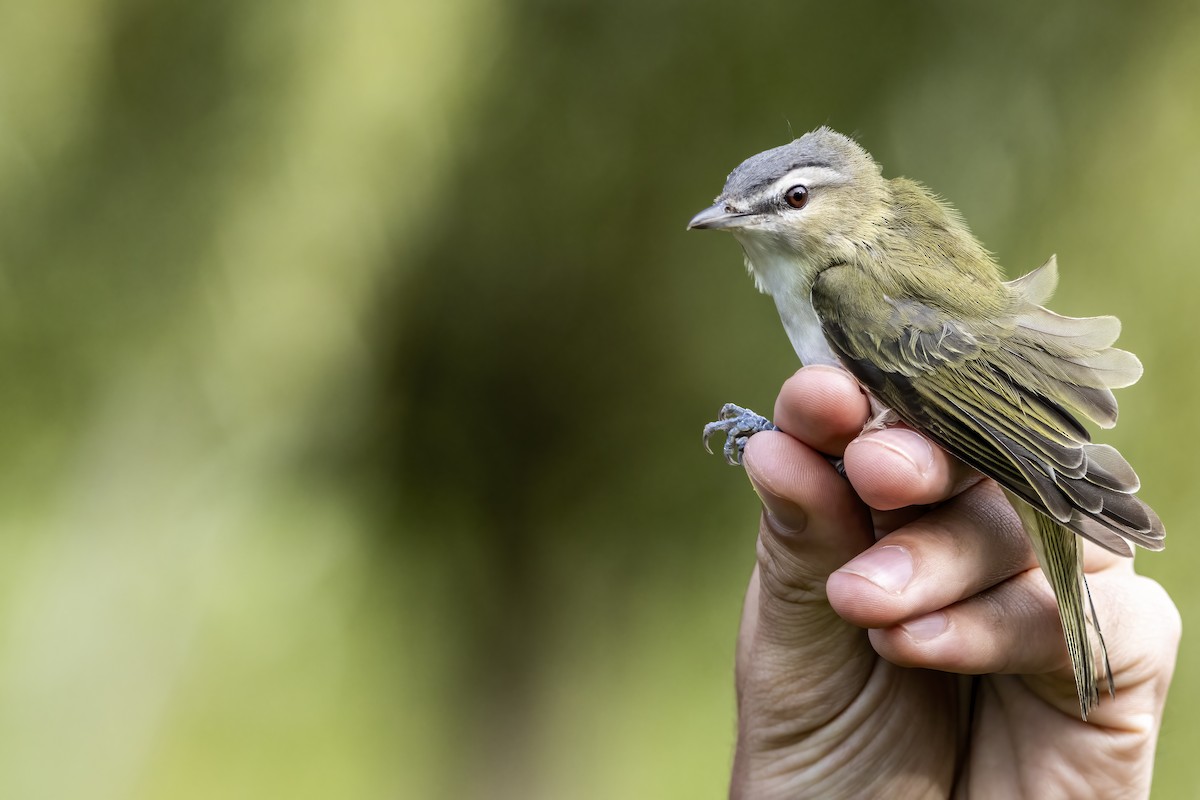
[866,565,1070,678]
[1088,575,1180,704]
[772,365,870,456]
[826,480,1034,629]
[864,565,1181,724]
[738,431,875,729]
[743,432,873,630]
[844,425,981,510]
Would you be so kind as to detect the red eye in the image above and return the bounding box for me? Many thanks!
[784,185,809,209]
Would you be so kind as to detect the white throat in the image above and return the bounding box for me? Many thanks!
[735,235,839,367]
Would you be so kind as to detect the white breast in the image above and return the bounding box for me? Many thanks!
[736,236,840,367]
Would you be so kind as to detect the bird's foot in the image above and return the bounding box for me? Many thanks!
[702,403,777,466]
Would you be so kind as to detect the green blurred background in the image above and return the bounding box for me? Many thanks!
[0,0,1195,797]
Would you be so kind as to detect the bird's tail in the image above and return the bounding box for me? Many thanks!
[1007,492,1114,719]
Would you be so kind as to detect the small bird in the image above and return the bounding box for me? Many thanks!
[689,127,1164,719]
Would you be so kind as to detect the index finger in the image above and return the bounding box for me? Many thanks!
[772,365,870,456]
[844,425,982,510]
[775,365,980,510]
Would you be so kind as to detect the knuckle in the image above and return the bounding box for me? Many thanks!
[1132,575,1182,648]
[755,532,825,607]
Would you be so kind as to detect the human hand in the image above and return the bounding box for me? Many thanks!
[731,366,1180,799]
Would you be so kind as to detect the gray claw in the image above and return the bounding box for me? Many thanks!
[701,403,777,466]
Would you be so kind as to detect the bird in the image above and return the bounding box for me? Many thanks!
[688,126,1164,719]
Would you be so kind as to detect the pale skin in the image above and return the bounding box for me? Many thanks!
[732,366,1180,799]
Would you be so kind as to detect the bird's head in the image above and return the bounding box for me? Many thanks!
[688,127,888,266]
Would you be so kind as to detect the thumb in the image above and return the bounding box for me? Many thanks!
[738,431,876,731]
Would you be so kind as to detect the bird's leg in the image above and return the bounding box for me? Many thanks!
[702,403,776,466]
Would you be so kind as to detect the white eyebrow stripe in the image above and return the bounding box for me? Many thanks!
[770,166,849,194]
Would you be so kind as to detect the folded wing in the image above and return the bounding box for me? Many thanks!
[812,257,1165,557]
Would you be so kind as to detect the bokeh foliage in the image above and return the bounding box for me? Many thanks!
[0,0,1197,797]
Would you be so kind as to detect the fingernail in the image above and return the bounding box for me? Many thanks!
[902,612,948,643]
[838,545,913,593]
[748,475,808,535]
[857,428,935,476]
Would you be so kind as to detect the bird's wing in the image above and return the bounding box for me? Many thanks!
[811,260,1164,556]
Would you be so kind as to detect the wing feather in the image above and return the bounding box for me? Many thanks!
[812,261,1164,555]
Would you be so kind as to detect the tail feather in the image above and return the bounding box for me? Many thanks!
[1008,492,1110,719]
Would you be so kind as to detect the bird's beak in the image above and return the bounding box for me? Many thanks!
[687,202,750,231]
